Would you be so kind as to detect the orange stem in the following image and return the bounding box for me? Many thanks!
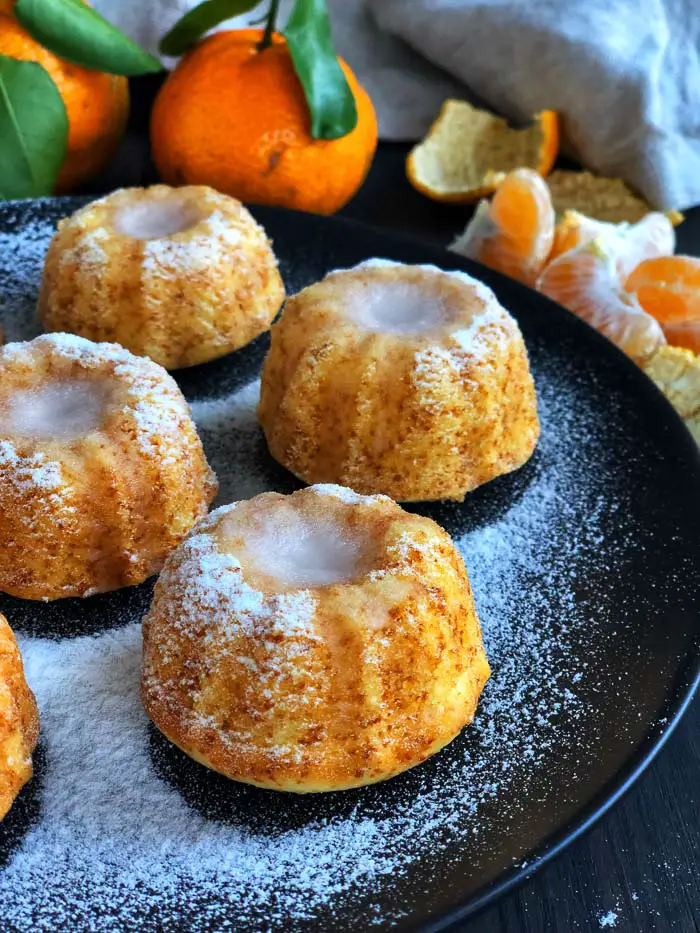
[258,0,281,50]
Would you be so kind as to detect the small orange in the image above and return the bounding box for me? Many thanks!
[0,7,129,193]
[537,236,666,362]
[451,168,555,286]
[151,29,378,215]
[626,256,700,354]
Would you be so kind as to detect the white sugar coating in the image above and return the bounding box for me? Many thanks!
[140,211,245,278]
[113,198,204,240]
[0,351,660,932]
[154,518,319,642]
[0,379,110,441]
[343,258,500,308]
[450,302,510,352]
[328,259,502,335]
[0,334,203,514]
[223,497,370,590]
[310,483,389,506]
[344,279,450,334]
[0,440,63,492]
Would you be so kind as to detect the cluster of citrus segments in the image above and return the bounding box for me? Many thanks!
[447,163,695,367]
[408,99,700,435]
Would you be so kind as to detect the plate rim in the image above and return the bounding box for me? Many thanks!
[2,196,700,933]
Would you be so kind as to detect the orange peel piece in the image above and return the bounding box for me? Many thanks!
[643,345,700,445]
[406,100,558,203]
[546,170,684,225]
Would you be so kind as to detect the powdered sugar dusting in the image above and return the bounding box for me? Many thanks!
[141,211,255,279]
[0,347,669,931]
[327,259,502,338]
[0,204,695,932]
[349,258,498,308]
[151,520,319,642]
[0,441,63,493]
[0,214,55,344]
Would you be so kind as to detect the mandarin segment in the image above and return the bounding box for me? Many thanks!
[626,256,700,354]
[406,100,558,203]
[537,237,666,363]
[452,168,555,286]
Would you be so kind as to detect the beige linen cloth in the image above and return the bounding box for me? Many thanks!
[95,0,700,210]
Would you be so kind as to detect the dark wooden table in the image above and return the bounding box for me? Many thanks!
[85,76,700,933]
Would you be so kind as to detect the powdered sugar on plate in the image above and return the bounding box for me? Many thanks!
[0,213,55,345]
[0,200,696,933]
[0,356,651,931]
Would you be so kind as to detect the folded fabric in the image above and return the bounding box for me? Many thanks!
[94,0,700,210]
[368,0,700,210]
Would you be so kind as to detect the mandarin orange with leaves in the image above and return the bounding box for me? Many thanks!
[0,3,129,192]
[151,29,377,215]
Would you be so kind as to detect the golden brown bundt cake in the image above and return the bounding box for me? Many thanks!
[0,333,217,601]
[0,614,39,821]
[258,260,539,502]
[38,185,285,370]
[141,484,490,793]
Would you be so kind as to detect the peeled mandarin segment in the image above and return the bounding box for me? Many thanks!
[451,168,555,287]
[406,100,558,203]
[547,210,675,277]
[615,213,676,278]
[537,237,666,363]
[626,256,700,353]
[643,345,700,444]
[549,210,618,263]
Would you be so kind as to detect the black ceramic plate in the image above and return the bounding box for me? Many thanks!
[0,197,699,933]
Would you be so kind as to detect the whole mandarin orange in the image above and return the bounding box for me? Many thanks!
[150,30,378,215]
[0,9,129,193]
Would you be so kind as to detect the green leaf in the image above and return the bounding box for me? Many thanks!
[160,0,261,57]
[0,55,68,200]
[15,0,162,76]
[284,0,358,141]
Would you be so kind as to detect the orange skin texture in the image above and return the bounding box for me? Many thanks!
[151,30,378,215]
[0,11,129,193]
[626,255,700,354]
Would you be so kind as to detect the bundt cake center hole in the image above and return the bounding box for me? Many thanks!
[114,198,204,239]
[1,379,111,441]
[347,280,451,334]
[224,506,376,590]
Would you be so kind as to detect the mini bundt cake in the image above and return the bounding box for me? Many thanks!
[0,613,39,820]
[258,260,539,502]
[0,333,217,601]
[141,484,490,793]
[38,185,285,370]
